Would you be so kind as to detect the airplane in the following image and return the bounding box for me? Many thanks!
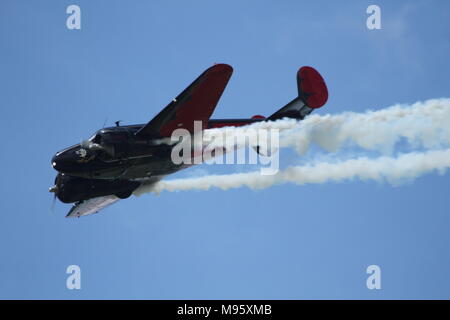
[49,64,328,217]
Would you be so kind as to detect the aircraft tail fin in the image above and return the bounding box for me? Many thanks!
[268,66,328,121]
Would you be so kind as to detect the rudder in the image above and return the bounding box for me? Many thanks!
[268,66,328,121]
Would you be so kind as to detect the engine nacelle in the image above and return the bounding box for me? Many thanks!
[53,173,140,203]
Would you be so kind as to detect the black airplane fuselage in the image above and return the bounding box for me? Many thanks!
[50,64,329,215]
[51,119,262,204]
[53,124,178,180]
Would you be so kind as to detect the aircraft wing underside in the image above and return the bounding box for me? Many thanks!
[66,195,120,218]
[65,176,163,218]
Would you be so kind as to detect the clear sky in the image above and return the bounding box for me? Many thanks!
[0,0,449,299]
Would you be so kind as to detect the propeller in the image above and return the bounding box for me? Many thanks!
[51,193,57,213]
[49,185,58,214]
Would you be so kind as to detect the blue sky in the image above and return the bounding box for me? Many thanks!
[0,0,449,299]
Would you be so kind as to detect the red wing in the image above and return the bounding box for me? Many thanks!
[135,64,233,138]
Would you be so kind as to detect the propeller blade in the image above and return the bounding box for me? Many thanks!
[51,193,57,214]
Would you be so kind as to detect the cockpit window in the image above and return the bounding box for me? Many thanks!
[88,132,101,142]
[104,132,129,143]
[92,134,102,144]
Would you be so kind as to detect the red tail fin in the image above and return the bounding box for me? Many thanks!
[268,66,328,121]
[297,66,328,109]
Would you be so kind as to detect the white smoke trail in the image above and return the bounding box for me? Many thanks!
[133,98,450,195]
[134,149,450,195]
[204,98,450,155]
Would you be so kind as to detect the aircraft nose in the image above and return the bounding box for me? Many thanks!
[51,153,63,171]
[51,150,74,172]
[52,144,95,172]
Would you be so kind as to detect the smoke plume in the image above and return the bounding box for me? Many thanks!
[134,98,450,195]
[135,149,450,195]
[204,98,450,155]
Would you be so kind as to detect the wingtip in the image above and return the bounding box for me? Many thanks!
[65,210,78,218]
[66,204,81,218]
[209,63,233,74]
